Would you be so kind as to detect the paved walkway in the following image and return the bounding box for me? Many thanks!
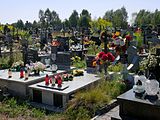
[93,106,120,120]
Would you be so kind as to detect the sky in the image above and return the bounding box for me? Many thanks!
[0,0,160,24]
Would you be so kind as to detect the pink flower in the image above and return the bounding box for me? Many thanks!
[98,52,105,58]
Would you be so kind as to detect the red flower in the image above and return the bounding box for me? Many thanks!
[106,52,115,62]
[98,52,105,58]
[125,35,132,41]
[101,54,108,61]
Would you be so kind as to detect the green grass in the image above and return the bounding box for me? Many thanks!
[66,78,126,119]
[0,98,65,120]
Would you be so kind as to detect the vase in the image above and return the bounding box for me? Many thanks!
[34,70,40,76]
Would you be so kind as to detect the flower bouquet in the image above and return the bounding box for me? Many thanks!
[92,51,115,73]
[12,60,24,71]
[26,62,46,76]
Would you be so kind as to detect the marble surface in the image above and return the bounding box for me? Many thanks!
[29,71,100,95]
[0,69,65,83]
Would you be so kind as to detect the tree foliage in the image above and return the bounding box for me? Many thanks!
[79,9,91,28]
[103,7,128,29]
[135,9,160,28]
[89,17,112,32]
[69,10,79,28]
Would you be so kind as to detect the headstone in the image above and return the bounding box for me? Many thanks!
[56,36,69,51]
[25,49,38,64]
[56,52,71,70]
[127,45,139,71]
[50,46,57,65]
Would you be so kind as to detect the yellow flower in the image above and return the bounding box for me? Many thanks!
[92,61,97,67]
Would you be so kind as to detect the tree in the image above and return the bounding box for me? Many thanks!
[69,10,79,28]
[103,10,114,22]
[79,9,91,28]
[16,19,24,29]
[24,21,32,30]
[39,9,45,27]
[51,10,61,29]
[89,17,112,32]
[44,8,52,25]
[32,20,39,28]
[112,7,128,29]
[63,19,70,28]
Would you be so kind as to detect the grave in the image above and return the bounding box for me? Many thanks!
[29,71,100,111]
[85,55,96,73]
[0,69,65,97]
[117,89,160,120]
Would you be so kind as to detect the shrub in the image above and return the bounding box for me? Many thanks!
[108,63,123,72]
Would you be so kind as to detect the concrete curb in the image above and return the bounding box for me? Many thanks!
[91,99,118,120]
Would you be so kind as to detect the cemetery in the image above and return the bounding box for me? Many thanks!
[0,2,160,120]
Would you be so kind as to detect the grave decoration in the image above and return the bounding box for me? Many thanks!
[54,74,63,87]
[92,51,115,73]
[24,69,29,80]
[133,80,145,98]
[11,60,24,72]
[133,72,159,99]
[62,73,74,81]
[73,69,84,76]
[140,53,160,80]
[45,74,49,85]
[26,62,46,76]
[8,68,12,78]
[20,68,24,78]
[50,77,55,86]
[145,73,159,98]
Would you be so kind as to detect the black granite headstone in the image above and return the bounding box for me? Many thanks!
[56,36,69,51]
[26,49,38,64]
[50,46,57,65]
[56,52,71,70]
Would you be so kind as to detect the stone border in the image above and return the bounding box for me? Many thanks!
[91,99,118,120]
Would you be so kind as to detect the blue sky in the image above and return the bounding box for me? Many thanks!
[0,0,159,24]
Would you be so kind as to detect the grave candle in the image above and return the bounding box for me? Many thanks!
[25,70,28,80]
[45,74,49,85]
[51,77,55,86]
[57,76,62,87]
[20,68,24,78]
[8,69,12,78]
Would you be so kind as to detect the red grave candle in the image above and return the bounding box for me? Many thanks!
[57,76,62,87]
[45,74,49,85]
[20,68,24,78]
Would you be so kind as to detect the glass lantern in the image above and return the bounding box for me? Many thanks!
[134,71,147,87]
[145,73,159,96]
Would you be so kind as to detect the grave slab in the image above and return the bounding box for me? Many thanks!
[117,89,160,120]
[29,71,101,110]
[0,69,65,97]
